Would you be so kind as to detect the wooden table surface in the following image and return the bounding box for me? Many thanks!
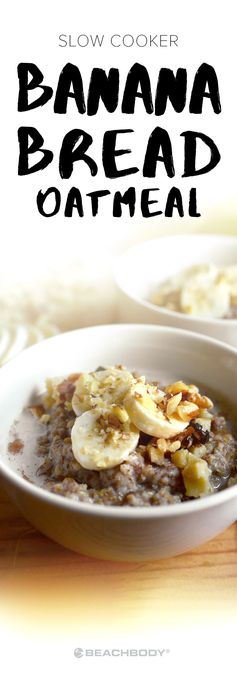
[1,482,237,633]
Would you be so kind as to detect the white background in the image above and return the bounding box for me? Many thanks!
[1,0,237,282]
[1,613,236,689]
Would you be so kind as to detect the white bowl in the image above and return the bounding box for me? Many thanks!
[0,324,237,561]
[114,234,237,347]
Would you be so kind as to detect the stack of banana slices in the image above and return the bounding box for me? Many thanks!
[0,321,59,366]
[70,366,208,471]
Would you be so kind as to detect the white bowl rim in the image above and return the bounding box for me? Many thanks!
[0,322,237,521]
[114,234,237,328]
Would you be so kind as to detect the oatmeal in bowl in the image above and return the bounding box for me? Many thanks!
[16,366,237,507]
[1,324,237,561]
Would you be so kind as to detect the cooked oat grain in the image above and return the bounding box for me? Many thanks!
[26,373,237,506]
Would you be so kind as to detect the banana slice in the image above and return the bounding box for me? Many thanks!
[181,280,230,318]
[71,409,139,470]
[1,325,29,364]
[0,327,11,363]
[222,265,237,283]
[72,366,135,415]
[222,266,237,301]
[182,263,218,285]
[124,383,189,439]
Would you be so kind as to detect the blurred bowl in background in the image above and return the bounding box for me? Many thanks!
[114,234,237,347]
